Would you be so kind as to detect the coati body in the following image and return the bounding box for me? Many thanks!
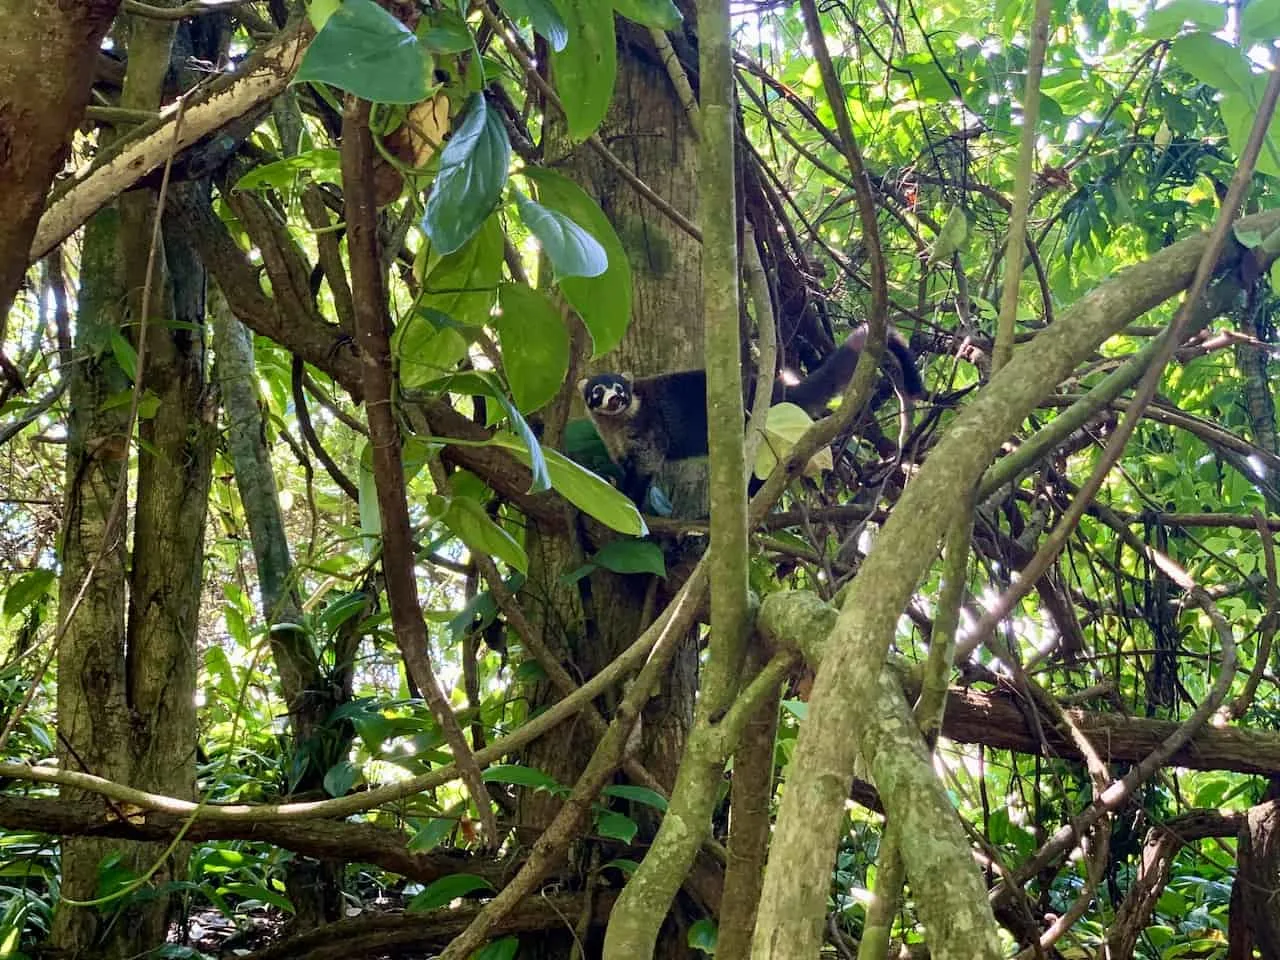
[580,326,923,505]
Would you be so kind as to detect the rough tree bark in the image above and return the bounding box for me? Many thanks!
[53,9,214,955]
[516,9,707,958]
[0,1,121,323]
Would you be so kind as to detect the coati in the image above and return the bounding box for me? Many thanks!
[579,326,924,505]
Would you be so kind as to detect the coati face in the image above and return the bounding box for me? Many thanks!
[579,373,635,417]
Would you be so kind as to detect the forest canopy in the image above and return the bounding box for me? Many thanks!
[0,0,1278,958]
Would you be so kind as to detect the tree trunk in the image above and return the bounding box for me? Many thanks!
[53,12,214,954]
[517,12,706,958]
[0,0,120,322]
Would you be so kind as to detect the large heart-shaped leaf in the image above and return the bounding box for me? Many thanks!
[497,0,569,51]
[423,94,511,254]
[523,167,631,355]
[294,0,430,104]
[488,434,646,535]
[494,283,571,413]
[549,0,617,142]
[407,874,494,913]
[513,189,607,280]
[613,0,682,29]
[443,496,528,572]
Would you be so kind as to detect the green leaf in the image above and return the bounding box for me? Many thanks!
[513,189,608,279]
[2,569,55,619]
[562,417,619,476]
[1144,0,1226,38]
[688,918,718,954]
[397,220,502,391]
[1241,0,1280,44]
[781,699,808,720]
[1170,33,1253,96]
[1220,91,1280,179]
[408,817,456,852]
[419,9,475,54]
[109,331,137,382]
[594,810,638,843]
[494,283,571,413]
[523,167,631,355]
[601,784,669,811]
[496,0,568,50]
[549,0,617,142]
[753,403,833,480]
[425,370,551,492]
[592,539,666,577]
[322,760,359,797]
[613,0,683,29]
[474,936,520,960]
[487,434,647,535]
[927,204,970,265]
[307,0,340,30]
[423,94,511,255]
[358,444,381,549]
[482,764,567,793]
[221,882,295,915]
[234,149,342,192]
[294,0,430,104]
[443,496,529,572]
[406,873,494,913]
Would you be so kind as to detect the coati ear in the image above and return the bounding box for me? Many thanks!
[576,378,589,393]
[621,372,634,384]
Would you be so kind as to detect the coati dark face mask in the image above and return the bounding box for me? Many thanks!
[580,374,633,415]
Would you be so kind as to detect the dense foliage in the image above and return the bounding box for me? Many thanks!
[0,0,1278,957]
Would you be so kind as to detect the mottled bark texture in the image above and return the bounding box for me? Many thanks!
[0,0,120,323]
[54,9,214,955]
[518,11,706,958]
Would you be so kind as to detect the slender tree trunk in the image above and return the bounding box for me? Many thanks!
[53,10,214,953]
[211,291,349,926]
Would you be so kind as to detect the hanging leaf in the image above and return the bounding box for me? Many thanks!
[496,0,569,51]
[487,434,647,536]
[294,0,431,104]
[549,0,617,142]
[1144,0,1225,39]
[428,369,551,492]
[592,540,666,577]
[523,167,631,356]
[408,818,456,852]
[594,810,638,843]
[494,283,571,413]
[2,569,55,619]
[753,403,833,480]
[406,874,494,913]
[423,94,511,254]
[322,760,359,797]
[233,149,342,192]
[512,189,608,279]
[1169,33,1253,97]
[601,784,669,811]
[482,764,567,793]
[418,9,475,54]
[613,0,682,30]
[1241,0,1280,44]
[397,216,503,390]
[443,496,528,572]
